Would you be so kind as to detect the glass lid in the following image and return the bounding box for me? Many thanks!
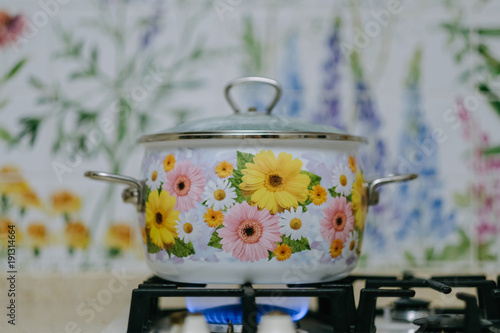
[138,77,367,143]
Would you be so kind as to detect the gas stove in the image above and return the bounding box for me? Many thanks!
[126,273,500,333]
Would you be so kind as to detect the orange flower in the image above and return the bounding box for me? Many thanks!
[203,208,224,228]
[65,221,90,249]
[273,244,292,261]
[52,190,81,214]
[348,156,357,173]
[105,223,133,251]
[163,154,176,172]
[215,161,234,178]
[329,239,343,258]
[309,185,327,206]
[26,222,47,248]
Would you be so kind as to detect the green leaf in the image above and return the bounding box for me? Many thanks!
[169,238,195,258]
[77,111,98,126]
[15,117,42,146]
[146,233,161,254]
[0,127,12,142]
[482,145,500,156]
[328,187,341,198]
[228,169,249,203]
[297,170,322,211]
[236,151,255,170]
[208,225,223,249]
[281,235,310,253]
[478,241,497,261]
[29,76,45,90]
[404,250,417,265]
[268,250,274,260]
[3,58,28,82]
[300,170,321,189]
[425,247,435,261]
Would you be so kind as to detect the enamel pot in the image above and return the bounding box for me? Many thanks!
[85,77,417,284]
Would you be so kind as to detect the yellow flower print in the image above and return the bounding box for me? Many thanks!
[215,161,234,178]
[65,221,90,250]
[204,207,224,228]
[273,244,292,261]
[163,154,176,172]
[329,238,343,258]
[351,171,367,230]
[309,185,327,206]
[145,190,179,249]
[239,150,310,214]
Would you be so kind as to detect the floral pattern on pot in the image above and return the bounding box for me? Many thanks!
[141,149,368,264]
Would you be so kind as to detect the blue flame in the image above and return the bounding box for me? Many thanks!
[186,297,309,324]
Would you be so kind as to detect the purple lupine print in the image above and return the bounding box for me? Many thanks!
[392,49,455,263]
[312,18,346,130]
[456,99,500,259]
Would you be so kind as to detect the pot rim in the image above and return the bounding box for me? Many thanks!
[138,130,368,144]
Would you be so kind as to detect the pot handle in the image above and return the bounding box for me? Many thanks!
[224,76,282,114]
[367,173,418,206]
[84,171,145,212]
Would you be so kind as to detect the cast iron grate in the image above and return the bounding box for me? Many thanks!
[125,275,415,333]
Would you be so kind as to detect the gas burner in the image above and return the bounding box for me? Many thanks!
[413,314,492,333]
[390,297,432,322]
[413,293,493,333]
[124,273,500,333]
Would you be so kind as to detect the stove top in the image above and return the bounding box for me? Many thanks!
[125,273,500,333]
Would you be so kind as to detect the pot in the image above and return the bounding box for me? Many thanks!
[85,76,417,284]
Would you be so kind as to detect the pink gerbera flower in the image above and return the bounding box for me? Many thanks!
[219,202,282,262]
[320,196,354,243]
[163,160,205,212]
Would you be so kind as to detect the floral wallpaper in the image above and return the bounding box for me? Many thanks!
[0,0,499,273]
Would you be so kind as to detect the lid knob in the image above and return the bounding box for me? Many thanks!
[224,76,282,115]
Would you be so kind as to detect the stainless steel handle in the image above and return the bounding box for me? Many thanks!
[367,173,418,206]
[84,171,145,212]
[224,76,282,114]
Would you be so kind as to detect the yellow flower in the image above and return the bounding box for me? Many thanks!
[105,223,133,251]
[204,207,224,228]
[329,239,343,258]
[215,161,234,178]
[0,165,29,196]
[163,154,176,172]
[65,221,90,249]
[0,217,16,246]
[141,228,148,245]
[309,185,327,206]
[13,189,43,209]
[273,244,292,261]
[239,150,310,214]
[145,190,179,249]
[351,171,367,230]
[26,222,47,248]
[52,190,81,214]
[348,156,357,173]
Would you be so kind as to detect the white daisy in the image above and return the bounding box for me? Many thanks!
[203,178,236,211]
[331,164,355,196]
[280,206,308,240]
[176,211,201,244]
[145,159,166,191]
[344,231,359,256]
